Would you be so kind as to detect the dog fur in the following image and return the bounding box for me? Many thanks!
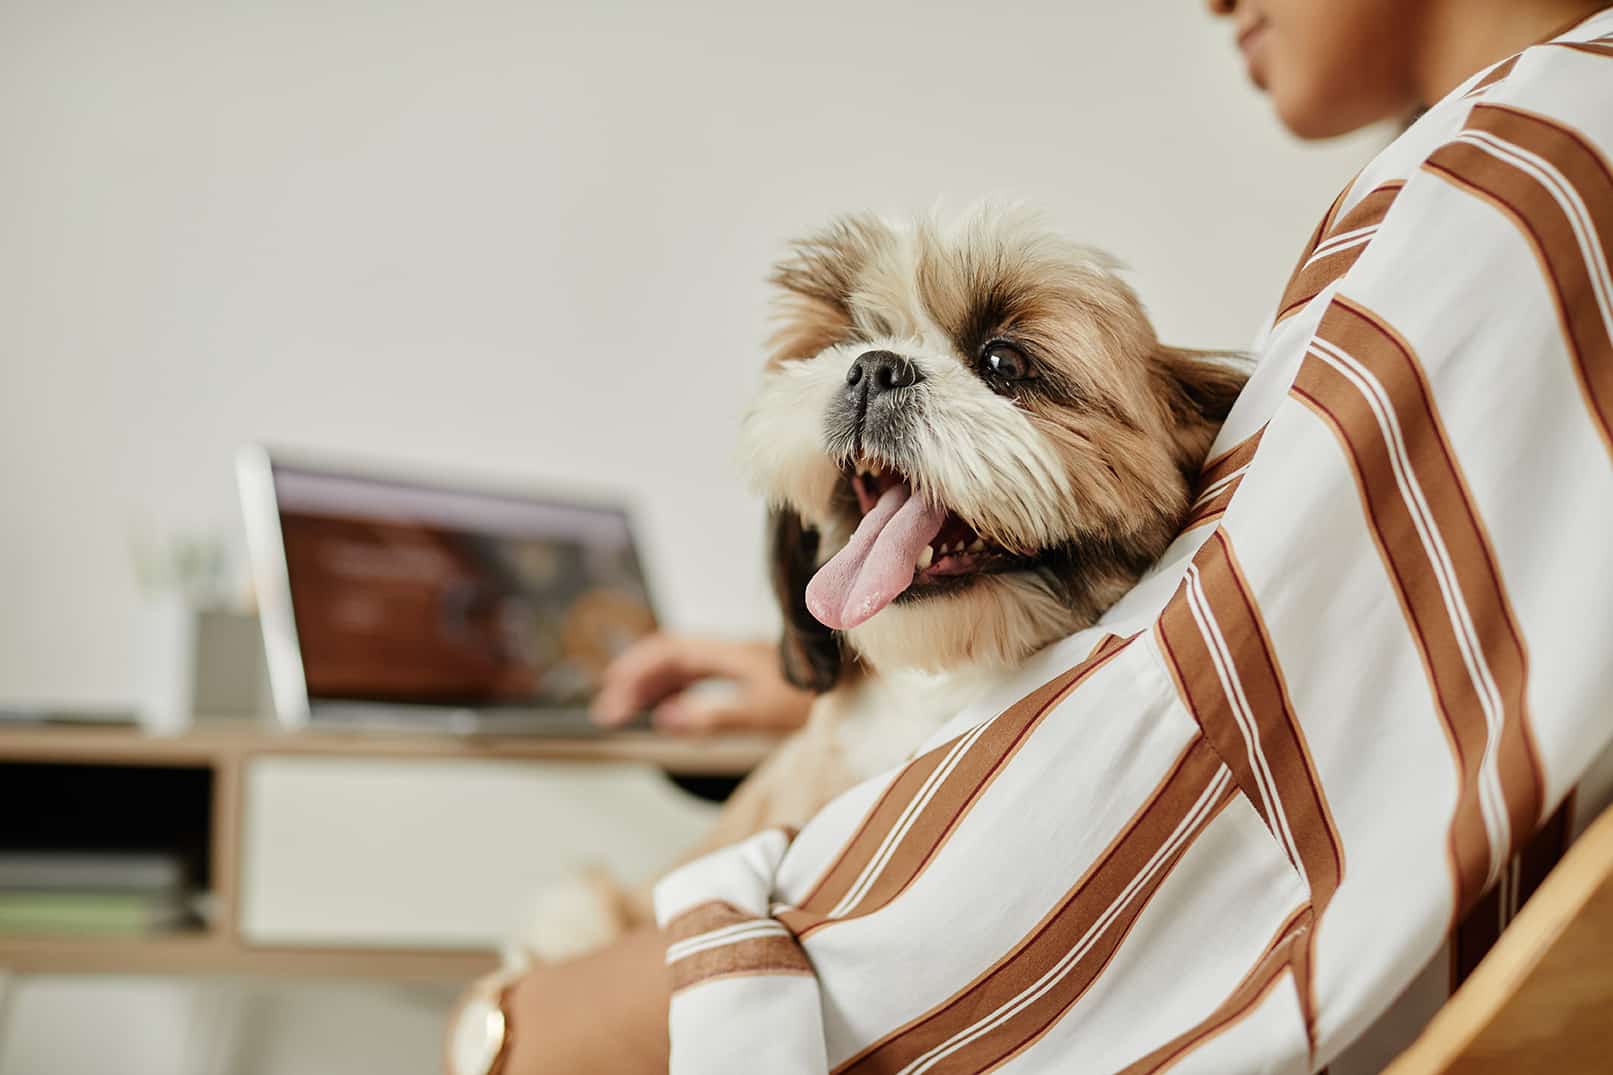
[514,207,1245,964]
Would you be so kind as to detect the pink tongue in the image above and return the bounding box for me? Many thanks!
[806,485,948,631]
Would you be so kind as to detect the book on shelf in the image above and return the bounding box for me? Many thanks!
[0,852,200,937]
[0,890,192,937]
[0,851,186,893]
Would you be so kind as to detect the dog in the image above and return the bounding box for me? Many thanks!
[515,206,1246,963]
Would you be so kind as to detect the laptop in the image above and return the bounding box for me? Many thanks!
[237,446,659,734]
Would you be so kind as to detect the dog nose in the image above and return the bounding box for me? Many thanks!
[846,350,922,394]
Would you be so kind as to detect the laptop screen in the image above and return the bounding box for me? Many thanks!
[269,463,656,709]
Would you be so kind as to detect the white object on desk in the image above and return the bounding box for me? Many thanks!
[239,755,719,948]
[132,599,271,733]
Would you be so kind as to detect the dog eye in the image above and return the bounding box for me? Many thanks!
[981,341,1033,382]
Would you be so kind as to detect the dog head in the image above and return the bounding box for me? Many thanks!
[744,207,1245,689]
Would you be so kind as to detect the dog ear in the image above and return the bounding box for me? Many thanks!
[1154,346,1251,468]
[768,506,842,693]
[766,214,888,366]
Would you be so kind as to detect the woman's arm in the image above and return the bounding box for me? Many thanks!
[502,926,671,1073]
[446,926,670,1075]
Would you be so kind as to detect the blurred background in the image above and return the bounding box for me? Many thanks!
[0,1,1379,1072]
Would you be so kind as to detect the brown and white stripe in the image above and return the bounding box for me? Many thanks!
[664,901,813,993]
[1559,37,1613,58]
[1156,528,1342,1045]
[1157,532,1342,894]
[1185,428,1265,528]
[1276,180,1353,303]
[777,636,1131,938]
[832,738,1234,1075]
[1461,54,1521,99]
[1552,23,1613,58]
[1424,102,1613,459]
[1449,795,1575,989]
[1273,182,1404,326]
[1116,905,1314,1075]
[1291,297,1543,912]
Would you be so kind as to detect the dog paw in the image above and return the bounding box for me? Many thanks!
[507,866,630,965]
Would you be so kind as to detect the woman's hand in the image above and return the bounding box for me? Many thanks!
[589,634,814,735]
[445,926,672,1074]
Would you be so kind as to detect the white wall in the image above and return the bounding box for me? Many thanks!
[0,0,1377,707]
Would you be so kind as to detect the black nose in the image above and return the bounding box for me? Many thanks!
[846,350,922,394]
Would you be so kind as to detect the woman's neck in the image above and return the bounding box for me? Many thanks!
[1410,0,1608,104]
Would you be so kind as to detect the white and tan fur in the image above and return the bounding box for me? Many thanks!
[515,206,1244,963]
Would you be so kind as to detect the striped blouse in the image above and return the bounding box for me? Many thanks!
[655,11,1613,1073]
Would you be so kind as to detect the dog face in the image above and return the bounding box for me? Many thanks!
[744,208,1245,688]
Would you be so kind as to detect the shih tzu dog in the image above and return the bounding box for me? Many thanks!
[516,206,1246,962]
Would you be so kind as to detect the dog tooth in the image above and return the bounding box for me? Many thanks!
[968,539,985,553]
[868,463,882,478]
[916,545,934,570]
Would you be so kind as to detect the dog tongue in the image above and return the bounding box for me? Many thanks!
[806,484,947,631]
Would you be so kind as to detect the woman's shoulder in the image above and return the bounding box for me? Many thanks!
[1480,9,1613,121]
[1334,12,1613,228]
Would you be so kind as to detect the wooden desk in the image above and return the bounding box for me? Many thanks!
[0,723,776,981]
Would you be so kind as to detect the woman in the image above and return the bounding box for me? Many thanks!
[450,2,1613,1070]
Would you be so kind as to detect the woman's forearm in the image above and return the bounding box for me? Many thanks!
[501,925,671,1074]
